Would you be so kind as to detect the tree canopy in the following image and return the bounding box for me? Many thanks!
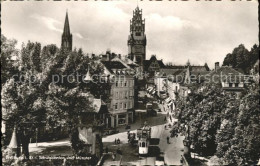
[171,83,260,165]
[223,44,259,74]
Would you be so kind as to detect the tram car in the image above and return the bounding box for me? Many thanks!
[137,126,151,155]
[138,138,149,155]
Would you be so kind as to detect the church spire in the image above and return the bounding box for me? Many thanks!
[63,10,70,36]
[61,10,73,51]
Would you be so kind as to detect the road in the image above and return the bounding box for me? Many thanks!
[106,124,184,166]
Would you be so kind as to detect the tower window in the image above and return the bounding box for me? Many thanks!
[136,32,141,36]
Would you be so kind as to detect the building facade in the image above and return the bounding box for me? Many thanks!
[101,60,135,128]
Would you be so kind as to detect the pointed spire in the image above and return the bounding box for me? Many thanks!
[186,59,191,66]
[84,65,92,82]
[8,127,18,149]
[63,10,71,36]
[61,10,73,51]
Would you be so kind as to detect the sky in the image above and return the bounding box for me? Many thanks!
[2,1,258,69]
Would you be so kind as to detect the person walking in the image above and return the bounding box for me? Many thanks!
[167,136,170,144]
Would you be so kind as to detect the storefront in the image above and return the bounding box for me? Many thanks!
[118,114,126,125]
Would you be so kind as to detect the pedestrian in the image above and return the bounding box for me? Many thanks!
[117,147,122,155]
[167,136,170,144]
[115,138,117,144]
[117,138,120,144]
[105,146,108,153]
[164,125,167,130]
[112,152,116,161]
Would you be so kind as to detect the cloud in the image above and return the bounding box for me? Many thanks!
[30,14,62,33]
[2,1,258,69]
[147,13,200,31]
[74,32,89,41]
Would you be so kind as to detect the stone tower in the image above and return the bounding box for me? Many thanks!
[128,6,146,71]
[61,11,73,51]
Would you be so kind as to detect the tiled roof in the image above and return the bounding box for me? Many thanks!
[163,65,186,69]
[101,61,127,74]
[143,56,165,71]
[208,66,244,83]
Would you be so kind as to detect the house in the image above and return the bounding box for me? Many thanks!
[143,55,165,76]
[155,62,210,99]
[207,62,246,93]
[78,95,109,158]
[100,60,136,128]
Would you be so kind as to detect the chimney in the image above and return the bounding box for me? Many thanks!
[118,54,121,59]
[215,62,220,71]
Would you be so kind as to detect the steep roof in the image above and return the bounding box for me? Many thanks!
[208,66,244,83]
[102,61,126,72]
[143,56,165,71]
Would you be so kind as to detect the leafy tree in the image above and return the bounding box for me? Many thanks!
[222,44,259,74]
[1,35,19,84]
[171,83,260,165]
[2,40,98,160]
[215,84,260,165]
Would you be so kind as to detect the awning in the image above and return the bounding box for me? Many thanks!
[147,87,153,92]
[165,97,171,103]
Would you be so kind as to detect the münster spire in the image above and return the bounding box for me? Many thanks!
[61,11,73,51]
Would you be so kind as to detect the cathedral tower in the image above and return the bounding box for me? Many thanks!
[61,11,73,51]
[128,6,146,71]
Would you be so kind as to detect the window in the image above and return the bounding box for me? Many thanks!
[129,90,132,97]
[125,91,128,98]
[142,142,146,147]
[121,81,123,87]
[125,81,127,87]
[121,103,123,109]
[129,101,132,108]
[115,103,118,110]
[116,92,119,98]
[229,83,233,87]
[136,32,141,36]
[124,103,127,109]
[235,83,239,87]
[129,81,131,87]
[116,81,118,87]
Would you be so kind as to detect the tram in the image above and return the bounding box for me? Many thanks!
[137,126,151,155]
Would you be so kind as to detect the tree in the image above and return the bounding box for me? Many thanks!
[215,84,260,165]
[1,35,19,84]
[222,44,258,74]
[2,40,97,160]
[171,83,260,165]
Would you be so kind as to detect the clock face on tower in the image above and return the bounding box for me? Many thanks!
[135,45,143,53]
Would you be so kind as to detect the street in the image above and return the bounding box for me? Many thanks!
[28,106,185,166]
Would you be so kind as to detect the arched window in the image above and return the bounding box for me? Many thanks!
[142,142,146,147]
